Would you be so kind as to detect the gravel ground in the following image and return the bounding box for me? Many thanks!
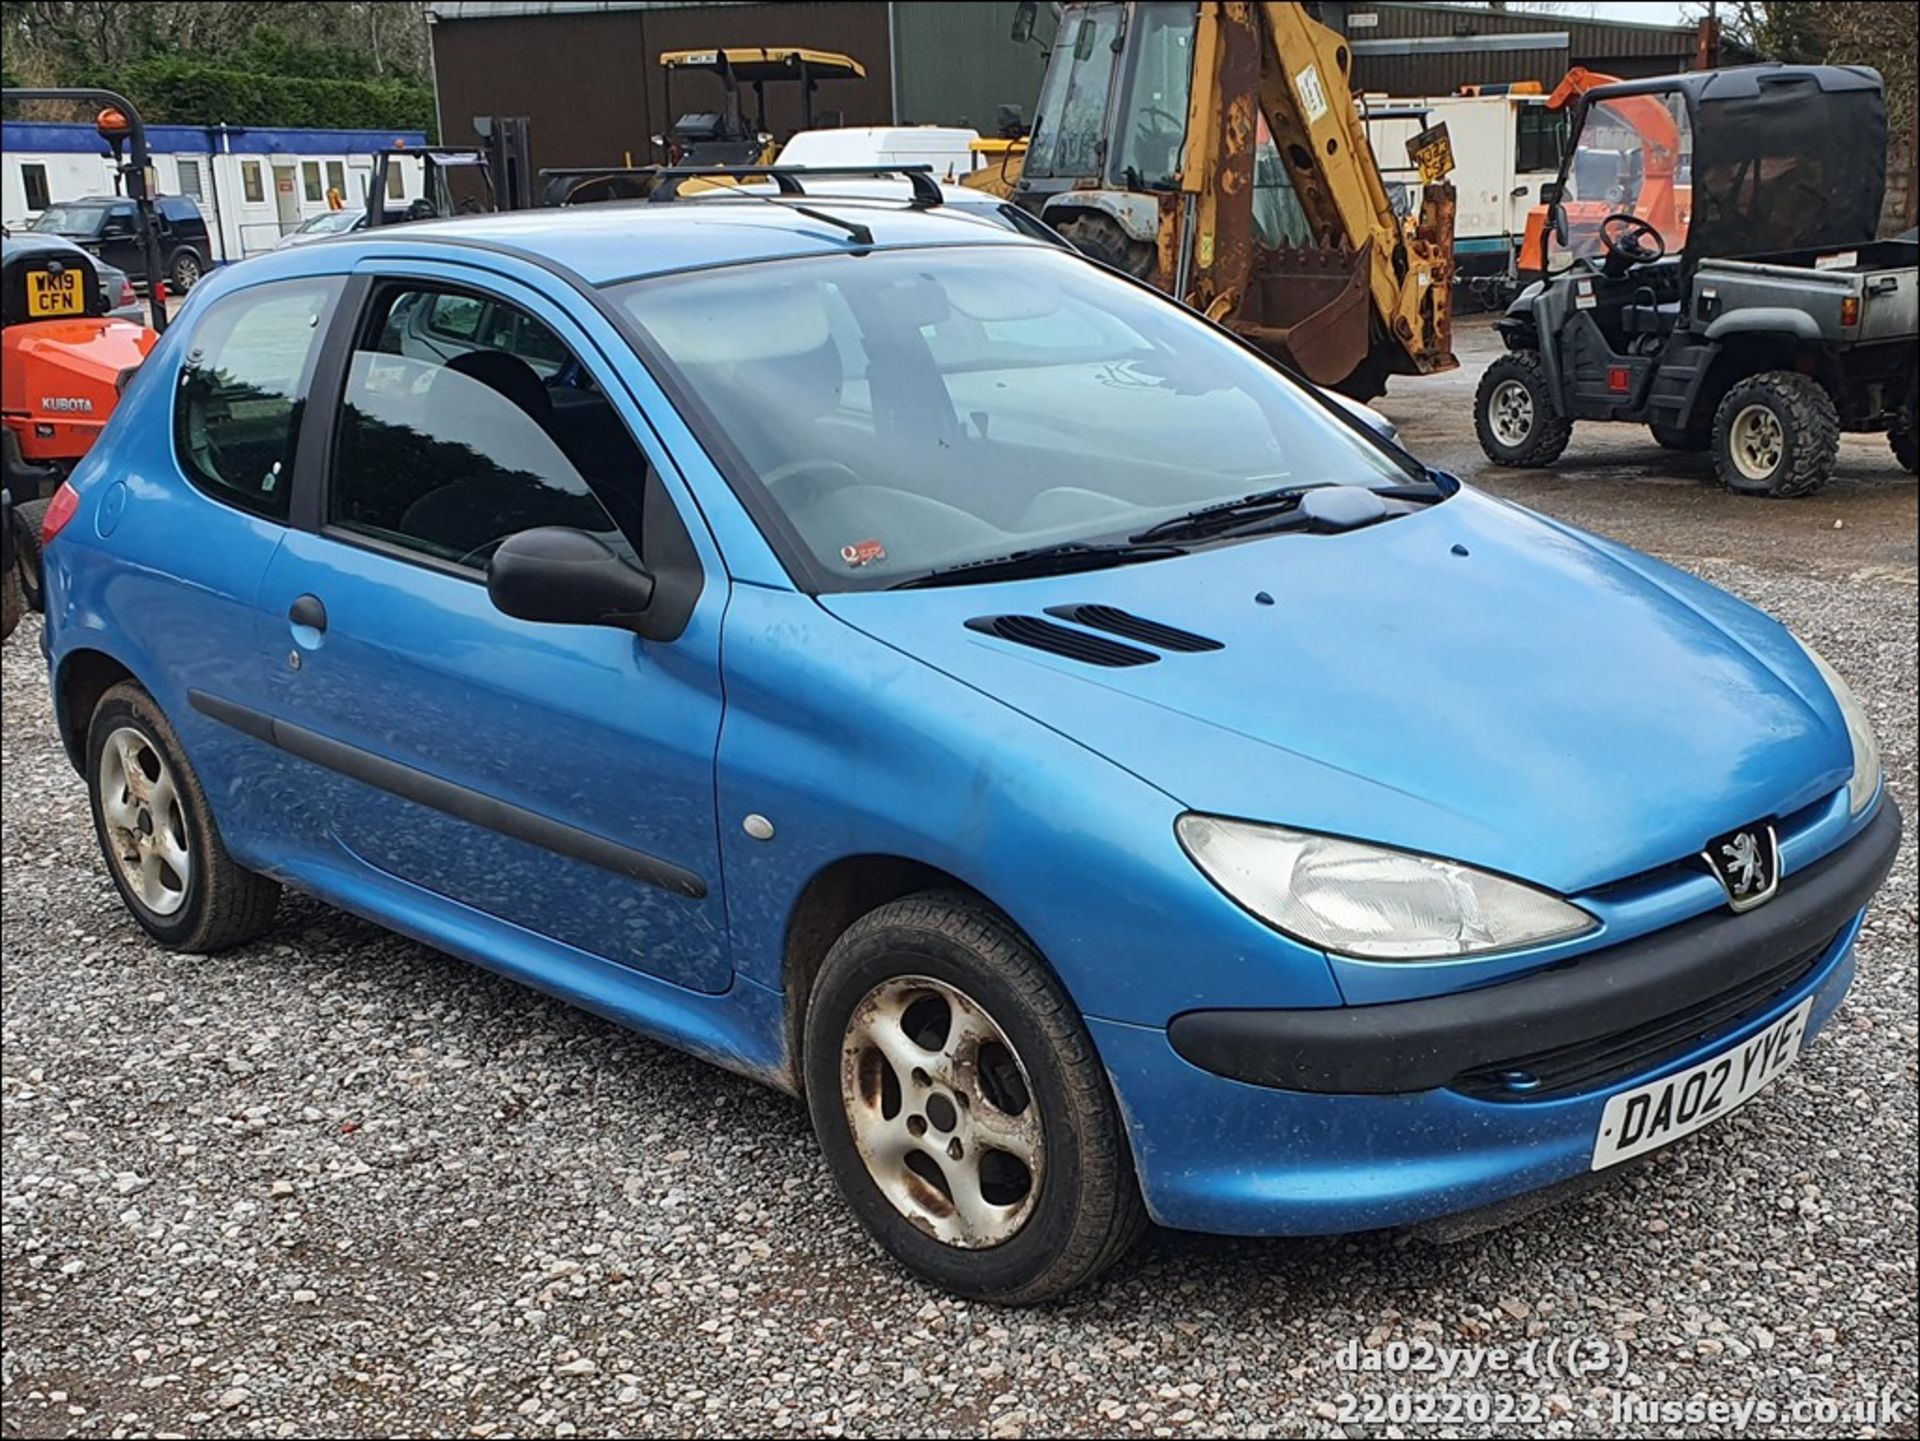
[3,377,1916,1437]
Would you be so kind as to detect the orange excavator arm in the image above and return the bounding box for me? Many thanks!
[1546,67,1680,238]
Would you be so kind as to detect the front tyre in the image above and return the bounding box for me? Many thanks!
[804,892,1146,1303]
[13,495,50,612]
[1711,371,1839,498]
[86,682,280,951]
[1474,351,1572,466]
[1052,212,1156,281]
[1892,374,1917,474]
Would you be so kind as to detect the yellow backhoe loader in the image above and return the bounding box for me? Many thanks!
[1004,1,1455,396]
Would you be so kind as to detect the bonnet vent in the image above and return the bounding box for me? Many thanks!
[965,615,1159,667]
[1044,604,1223,653]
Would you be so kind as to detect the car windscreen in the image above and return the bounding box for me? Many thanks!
[612,245,1416,590]
[29,203,109,236]
[297,210,360,235]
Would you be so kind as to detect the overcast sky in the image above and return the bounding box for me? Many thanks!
[1521,1,1698,24]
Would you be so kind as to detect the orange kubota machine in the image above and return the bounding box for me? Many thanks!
[1515,67,1689,287]
[2,89,166,624]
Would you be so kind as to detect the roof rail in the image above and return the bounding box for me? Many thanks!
[649,164,944,208]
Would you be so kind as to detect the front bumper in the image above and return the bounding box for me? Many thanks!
[1094,799,1899,1237]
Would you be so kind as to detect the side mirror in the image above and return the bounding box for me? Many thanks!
[1009,0,1037,43]
[1538,181,1564,206]
[486,527,655,630]
[1538,182,1568,246]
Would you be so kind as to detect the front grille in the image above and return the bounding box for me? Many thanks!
[1451,926,1841,1102]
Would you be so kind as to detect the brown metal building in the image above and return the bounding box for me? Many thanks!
[1329,2,1729,95]
[426,1,1731,174]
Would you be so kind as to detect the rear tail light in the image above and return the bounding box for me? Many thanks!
[1839,295,1861,327]
[117,277,138,308]
[41,481,81,547]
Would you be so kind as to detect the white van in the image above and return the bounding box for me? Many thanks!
[776,126,983,183]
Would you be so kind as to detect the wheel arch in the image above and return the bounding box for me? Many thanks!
[55,646,138,773]
[779,853,1042,1095]
[1694,333,1840,425]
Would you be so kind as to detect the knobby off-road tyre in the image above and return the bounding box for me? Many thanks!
[86,682,280,951]
[1474,350,1573,467]
[1711,370,1839,498]
[1053,212,1156,281]
[0,553,22,641]
[804,890,1147,1303]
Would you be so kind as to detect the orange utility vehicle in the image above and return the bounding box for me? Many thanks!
[1,88,166,630]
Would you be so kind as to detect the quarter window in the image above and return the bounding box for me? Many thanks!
[328,286,648,571]
[174,278,342,521]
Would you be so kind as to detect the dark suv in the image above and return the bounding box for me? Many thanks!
[28,194,213,293]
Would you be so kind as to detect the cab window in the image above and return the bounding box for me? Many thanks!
[173,278,343,522]
[328,286,649,571]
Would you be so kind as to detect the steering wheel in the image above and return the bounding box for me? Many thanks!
[1598,213,1665,277]
[761,457,862,503]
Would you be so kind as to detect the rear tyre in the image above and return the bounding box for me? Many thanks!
[1649,422,1711,452]
[804,891,1147,1304]
[1052,212,1156,281]
[1474,351,1572,467]
[85,682,280,952]
[1711,371,1839,498]
[168,248,204,293]
[13,495,50,612]
[1892,375,1917,474]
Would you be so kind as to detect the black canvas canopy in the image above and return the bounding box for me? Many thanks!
[1585,65,1887,261]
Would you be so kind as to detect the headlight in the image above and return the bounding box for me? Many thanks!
[1176,815,1597,960]
[1803,642,1881,814]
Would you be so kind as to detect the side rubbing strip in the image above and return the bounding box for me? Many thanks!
[188,690,708,900]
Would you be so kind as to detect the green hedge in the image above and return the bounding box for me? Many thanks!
[73,57,435,136]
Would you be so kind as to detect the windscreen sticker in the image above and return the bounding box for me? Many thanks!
[840,539,888,569]
[1295,64,1329,124]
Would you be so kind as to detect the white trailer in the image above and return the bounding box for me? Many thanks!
[1361,90,1567,301]
[3,120,429,264]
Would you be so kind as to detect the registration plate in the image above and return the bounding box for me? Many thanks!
[26,268,85,318]
[1590,997,1812,1170]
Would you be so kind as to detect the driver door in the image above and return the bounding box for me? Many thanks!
[254,265,732,992]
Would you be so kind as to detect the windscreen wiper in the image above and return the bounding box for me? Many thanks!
[1127,484,1330,544]
[891,540,1187,590]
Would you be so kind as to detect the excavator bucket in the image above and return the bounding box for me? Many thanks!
[1227,240,1375,388]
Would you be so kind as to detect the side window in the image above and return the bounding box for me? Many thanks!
[173,278,342,521]
[24,163,51,211]
[301,161,323,203]
[386,163,407,201]
[1514,106,1565,175]
[327,286,649,571]
[242,161,265,204]
[177,159,205,201]
[326,160,346,199]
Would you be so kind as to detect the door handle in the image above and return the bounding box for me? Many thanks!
[288,594,328,632]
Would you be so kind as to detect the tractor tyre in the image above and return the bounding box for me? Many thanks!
[1474,350,1572,467]
[1052,212,1156,281]
[1892,375,1917,474]
[1,549,22,642]
[13,495,51,612]
[1711,371,1839,498]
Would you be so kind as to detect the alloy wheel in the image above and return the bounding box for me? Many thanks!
[97,725,191,916]
[1729,403,1785,481]
[839,975,1043,1249]
[1490,378,1535,446]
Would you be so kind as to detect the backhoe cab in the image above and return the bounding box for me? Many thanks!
[1477,65,1917,496]
[658,48,865,168]
[1008,0,1456,398]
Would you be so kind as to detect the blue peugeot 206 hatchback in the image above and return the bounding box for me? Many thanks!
[37,188,1901,1302]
